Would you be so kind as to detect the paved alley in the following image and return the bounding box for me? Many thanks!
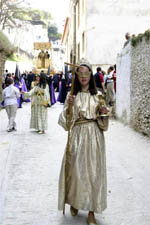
[0,102,150,225]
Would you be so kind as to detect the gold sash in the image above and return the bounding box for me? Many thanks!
[74,118,95,126]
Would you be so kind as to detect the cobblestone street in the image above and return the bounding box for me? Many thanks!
[0,102,150,225]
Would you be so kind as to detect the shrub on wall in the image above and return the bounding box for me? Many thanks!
[131,29,150,47]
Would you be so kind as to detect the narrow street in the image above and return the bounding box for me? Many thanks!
[0,102,150,225]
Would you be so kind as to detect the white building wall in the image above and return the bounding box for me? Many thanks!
[116,43,131,124]
[85,0,124,65]
[75,0,86,62]
[4,23,48,55]
[66,3,74,63]
[85,0,150,66]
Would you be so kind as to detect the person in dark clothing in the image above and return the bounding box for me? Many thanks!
[53,74,59,92]
[22,73,28,87]
[46,74,56,105]
[94,67,104,93]
[58,72,62,90]
[27,71,35,90]
[66,70,72,93]
[4,73,12,88]
[57,74,67,104]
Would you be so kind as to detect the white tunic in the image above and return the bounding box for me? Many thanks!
[2,84,20,106]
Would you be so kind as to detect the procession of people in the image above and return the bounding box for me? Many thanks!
[1,0,150,222]
[1,58,118,225]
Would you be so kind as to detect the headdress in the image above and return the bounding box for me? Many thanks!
[77,58,92,71]
[76,58,92,78]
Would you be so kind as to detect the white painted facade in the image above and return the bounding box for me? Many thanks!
[3,23,49,73]
[51,40,65,72]
[116,43,131,124]
[4,23,48,55]
[62,0,150,72]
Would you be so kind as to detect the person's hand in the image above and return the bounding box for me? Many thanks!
[68,95,75,105]
[21,91,25,94]
[99,106,109,114]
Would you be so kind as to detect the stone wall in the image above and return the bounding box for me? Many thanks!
[130,38,150,136]
[116,38,150,136]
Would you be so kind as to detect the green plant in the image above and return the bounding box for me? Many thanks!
[136,33,143,43]
[48,24,62,41]
[131,36,137,47]
[0,31,14,56]
[131,29,150,47]
[144,29,150,41]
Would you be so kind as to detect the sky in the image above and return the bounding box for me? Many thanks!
[29,0,70,32]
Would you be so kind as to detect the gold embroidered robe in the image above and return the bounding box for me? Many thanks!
[25,85,50,131]
[58,91,109,213]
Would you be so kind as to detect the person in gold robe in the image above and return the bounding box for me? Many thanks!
[58,60,109,225]
[22,74,50,134]
[31,74,40,89]
[44,51,50,68]
[38,50,45,68]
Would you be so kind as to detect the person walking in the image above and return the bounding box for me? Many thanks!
[94,67,104,93]
[106,66,115,107]
[27,71,35,90]
[46,74,56,105]
[58,60,109,225]
[2,78,20,132]
[53,73,59,92]
[22,74,50,134]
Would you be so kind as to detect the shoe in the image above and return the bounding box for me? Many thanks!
[70,206,78,216]
[87,214,97,225]
[12,127,17,131]
[7,128,13,132]
[38,130,45,134]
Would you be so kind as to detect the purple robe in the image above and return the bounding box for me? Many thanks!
[1,101,4,108]
[20,78,30,102]
[57,81,62,102]
[50,82,56,105]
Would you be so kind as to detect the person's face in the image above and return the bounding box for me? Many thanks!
[36,76,40,81]
[77,66,91,87]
